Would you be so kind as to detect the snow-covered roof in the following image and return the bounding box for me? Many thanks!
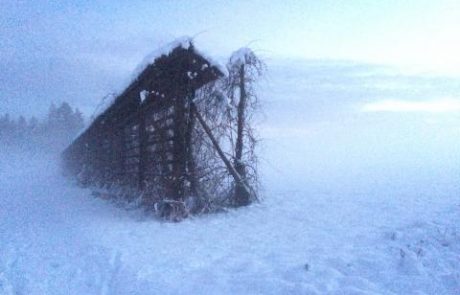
[117,36,225,99]
[129,36,193,87]
[71,37,224,144]
[90,36,224,121]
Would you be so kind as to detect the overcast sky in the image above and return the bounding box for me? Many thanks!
[1,0,460,117]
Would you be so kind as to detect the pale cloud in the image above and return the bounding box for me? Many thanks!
[362,98,460,113]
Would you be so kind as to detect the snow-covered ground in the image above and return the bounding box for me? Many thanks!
[1,60,460,294]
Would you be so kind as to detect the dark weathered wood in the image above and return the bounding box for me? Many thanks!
[146,137,175,146]
[61,43,224,208]
[138,104,148,190]
[185,93,198,195]
[171,94,187,200]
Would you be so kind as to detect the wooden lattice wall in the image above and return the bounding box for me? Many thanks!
[62,45,223,204]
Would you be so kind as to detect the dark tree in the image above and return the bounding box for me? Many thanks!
[0,102,85,152]
[225,48,264,206]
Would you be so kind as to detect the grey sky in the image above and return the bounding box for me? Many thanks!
[1,0,459,117]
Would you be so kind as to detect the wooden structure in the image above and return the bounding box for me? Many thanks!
[62,41,224,206]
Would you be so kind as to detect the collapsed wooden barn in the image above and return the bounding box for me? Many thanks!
[63,39,231,211]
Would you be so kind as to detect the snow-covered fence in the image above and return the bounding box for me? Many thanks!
[62,40,225,213]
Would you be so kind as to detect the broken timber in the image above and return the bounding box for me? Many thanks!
[190,102,252,198]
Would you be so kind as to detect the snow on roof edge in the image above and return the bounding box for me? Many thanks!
[117,36,226,98]
[131,37,193,84]
[94,36,226,119]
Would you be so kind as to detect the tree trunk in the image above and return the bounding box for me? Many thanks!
[234,64,250,206]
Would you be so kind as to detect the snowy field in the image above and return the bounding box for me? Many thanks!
[1,60,460,294]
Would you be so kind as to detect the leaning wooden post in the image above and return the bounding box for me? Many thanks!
[190,102,252,199]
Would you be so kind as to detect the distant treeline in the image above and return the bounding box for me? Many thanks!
[0,102,85,152]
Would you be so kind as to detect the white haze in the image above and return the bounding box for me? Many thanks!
[362,98,460,113]
[1,59,459,294]
[260,59,460,191]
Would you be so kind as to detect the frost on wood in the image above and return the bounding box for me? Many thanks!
[139,90,149,103]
